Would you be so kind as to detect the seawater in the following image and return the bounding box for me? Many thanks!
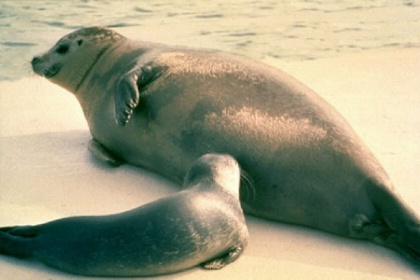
[1,0,419,80]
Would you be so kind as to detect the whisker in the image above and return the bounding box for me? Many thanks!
[240,168,256,202]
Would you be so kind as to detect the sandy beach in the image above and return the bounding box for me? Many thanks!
[0,47,419,279]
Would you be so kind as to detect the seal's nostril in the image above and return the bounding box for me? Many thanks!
[31,56,41,65]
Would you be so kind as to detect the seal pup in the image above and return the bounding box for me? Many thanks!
[0,154,248,277]
[26,27,420,263]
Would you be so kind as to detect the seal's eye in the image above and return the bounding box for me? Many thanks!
[56,44,69,55]
[77,39,83,46]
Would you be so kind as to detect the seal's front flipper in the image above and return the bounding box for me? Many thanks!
[115,64,163,126]
[88,139,124,167]
[115,71,140,126]
[0,226,37,258]
[201,246,244,270]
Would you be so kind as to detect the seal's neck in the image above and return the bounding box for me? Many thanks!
[75,47,110,93]
[49,45,111,95]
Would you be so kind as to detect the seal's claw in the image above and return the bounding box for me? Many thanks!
[115,73,140,126]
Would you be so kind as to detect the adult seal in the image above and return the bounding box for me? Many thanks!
[13,26,420,264]
[0,154,248,277]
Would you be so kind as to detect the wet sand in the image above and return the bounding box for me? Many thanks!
[0,48,419,279]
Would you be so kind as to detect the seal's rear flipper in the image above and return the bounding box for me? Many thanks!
[0,226,37,259]
[365,180,420,262]
[373,228,420,261]
[201,246,244,270]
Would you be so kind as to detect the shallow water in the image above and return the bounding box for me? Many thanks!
[1,0,419,80]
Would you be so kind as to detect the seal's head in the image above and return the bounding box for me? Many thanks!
[184,154,241,197]
[31,27,123,93]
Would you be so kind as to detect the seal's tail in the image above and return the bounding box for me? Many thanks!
[0,226,36,259]
[365,180,420,261]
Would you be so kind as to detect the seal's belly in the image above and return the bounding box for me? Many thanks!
[190,111,375,232]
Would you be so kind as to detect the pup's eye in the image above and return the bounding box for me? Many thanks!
[56,44,69,54]
[77,39,83,46]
